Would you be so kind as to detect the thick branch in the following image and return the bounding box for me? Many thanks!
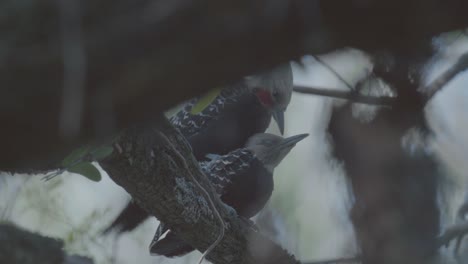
[99,116,299,264]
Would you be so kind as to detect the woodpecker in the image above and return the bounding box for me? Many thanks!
[149,133,308,257]
[103,64,294,234]
[171,63,293,160]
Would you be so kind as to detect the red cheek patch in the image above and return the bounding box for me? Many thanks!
[256,89,273,107]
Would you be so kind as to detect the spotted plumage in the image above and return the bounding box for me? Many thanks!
[150,133,308,258]
[170,84,248,138]
[201,149,254,194]
[170,84,271,161]
[103,64,293,235]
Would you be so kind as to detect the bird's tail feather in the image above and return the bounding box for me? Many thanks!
[150,231,194,257]
[102,201,149,235]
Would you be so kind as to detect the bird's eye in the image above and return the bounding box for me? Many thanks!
[272,91,279,98]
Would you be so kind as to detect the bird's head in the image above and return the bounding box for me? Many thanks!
[246,133,308,172]
[245,63,293,135]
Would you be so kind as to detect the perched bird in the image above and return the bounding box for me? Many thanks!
[171,63,294,160]
[150,133,308,257]
[103,64,294,234]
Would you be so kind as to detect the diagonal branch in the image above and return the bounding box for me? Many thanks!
[423,51,468,102]
[99,116,300,264]
[311,55,355,90]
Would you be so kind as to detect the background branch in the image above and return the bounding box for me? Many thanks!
[424,52,468,101]
[293,85,395,106]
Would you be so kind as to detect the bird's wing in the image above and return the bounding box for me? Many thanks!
[169,85,245,138]
[200,148,255,194]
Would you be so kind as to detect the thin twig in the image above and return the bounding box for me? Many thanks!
[303,255,361,264]
[423,51,468,102]
[157,132,225,264]
[42,169,65,181]
[293,85,395,106]
[42,143,112,181]
[42,158,85,181]
[312,55,355,90]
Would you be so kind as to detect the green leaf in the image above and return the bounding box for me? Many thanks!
[61,146,91,167]
[190,88,221,114]
[91,146,114,160]
[68,162,102,182]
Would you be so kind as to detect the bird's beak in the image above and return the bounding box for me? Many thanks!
[272,109,285,135]
[278,133,309,148]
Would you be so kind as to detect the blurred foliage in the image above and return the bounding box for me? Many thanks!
[190,88,221,114]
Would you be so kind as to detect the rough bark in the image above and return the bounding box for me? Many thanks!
[99,116,300,264]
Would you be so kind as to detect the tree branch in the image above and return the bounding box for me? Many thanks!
[296,50,468,108]
[99,116,300,264]
[311,55,354,90]
[423,51,468,102]
[293,85,395,106]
